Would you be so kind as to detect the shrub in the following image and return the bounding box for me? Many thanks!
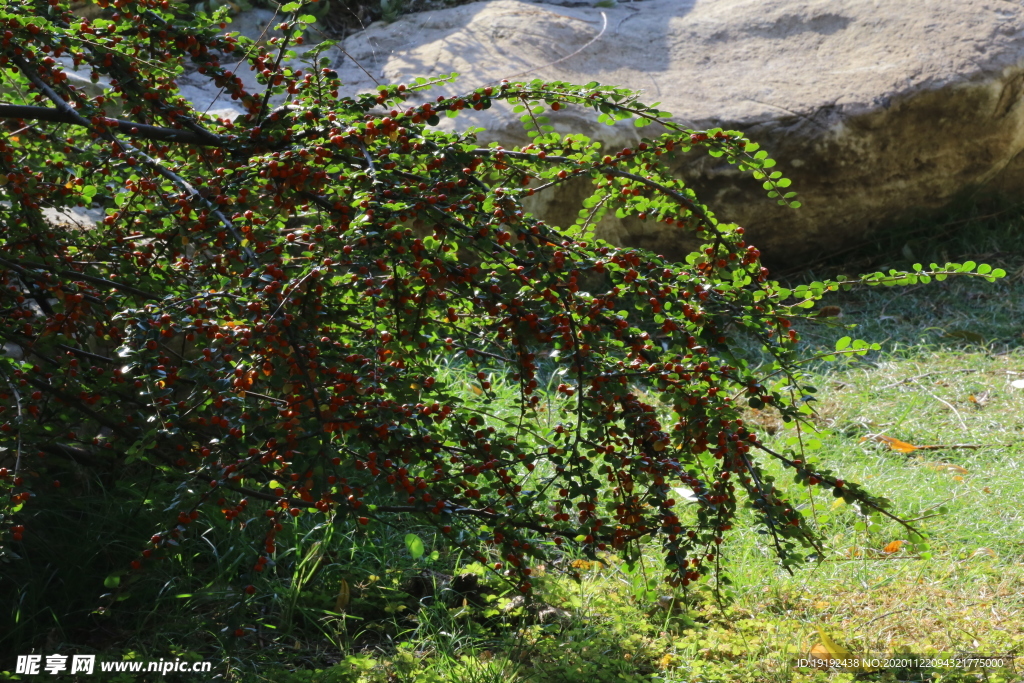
[0,0,1006,609]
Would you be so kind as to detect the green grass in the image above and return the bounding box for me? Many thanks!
[3,202,1024,682]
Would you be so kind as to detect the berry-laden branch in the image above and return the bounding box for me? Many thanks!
[0,0,1003,611]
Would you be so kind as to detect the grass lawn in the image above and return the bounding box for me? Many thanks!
[2,202,1023,682]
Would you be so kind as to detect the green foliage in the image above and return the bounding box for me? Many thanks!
[379,0,404,23]
[0,0,1007,651]
[258,655,383,683]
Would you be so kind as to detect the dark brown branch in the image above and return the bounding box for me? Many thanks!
[0,104,231,147]
[0,255,161,301]
[22,373,128,435]
[55,343,115,365]
[37,441,112,468]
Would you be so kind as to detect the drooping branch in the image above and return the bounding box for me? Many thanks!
[472,148,721,236]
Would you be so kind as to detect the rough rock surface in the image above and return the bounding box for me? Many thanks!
[328,0,1024,265]
[53,7,345,122]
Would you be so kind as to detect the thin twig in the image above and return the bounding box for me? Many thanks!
[484,12,608,86]
[878,368,980,390]
[775,208,1019,278]
[204,3,279,116]
[0,371,23,476]
[338,46,380,87]
[911,379,969,433]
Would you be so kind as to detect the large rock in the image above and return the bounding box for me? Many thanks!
[331,0,1024,265]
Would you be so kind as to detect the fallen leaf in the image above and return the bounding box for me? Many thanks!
[808,642,833,669]
[968,391,990,408]
[862,434,918,453]
[813,601,829,609]
[923,462,969,474]
[983,486,992,493]
[882,540,905,554]
[952,475,964,482]
[971,548,997,559]
[811,628,853,665]
[810,626,879,673]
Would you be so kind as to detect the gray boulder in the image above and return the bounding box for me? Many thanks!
[332,0,1024,265]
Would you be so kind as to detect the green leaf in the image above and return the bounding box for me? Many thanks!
[404,533,424,560]
[834,336,851,351]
